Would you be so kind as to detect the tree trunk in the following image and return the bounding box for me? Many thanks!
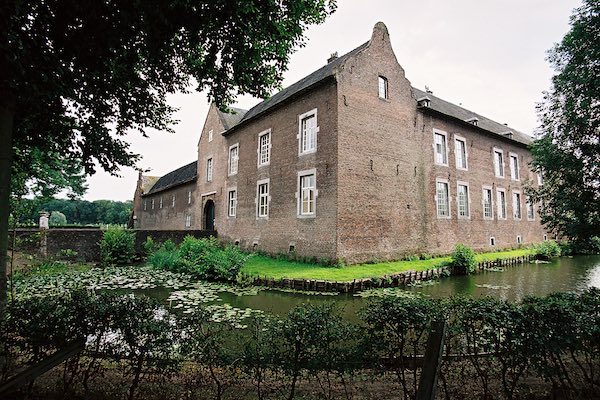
[0,97,15,321]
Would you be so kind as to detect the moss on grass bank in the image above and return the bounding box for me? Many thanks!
[242,248,534,281]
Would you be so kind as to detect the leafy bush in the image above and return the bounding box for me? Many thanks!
[99,227,135,267]
[143,236,157,256]
[448,243,477,275]
[419,253,432,260]
[559,237,600,256]
[533,240,561,259]
[49,211,67,226]
[148,236,248,282]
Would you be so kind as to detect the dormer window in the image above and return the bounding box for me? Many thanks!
[378,76,388,99]
[417,96,431,108]
[465,117,479,126]
[502,131,514,139]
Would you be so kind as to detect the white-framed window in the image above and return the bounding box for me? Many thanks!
[435,179,450,218]
[298,109,318,155]
[188,190,192,204]
[208,129,213,142]
[297,169,317,217]
[143,200,147,211]
[227,189,237,218]
[526,196,535,220]
[433,129,448,166]
[496,188,507,219]
[537,171,544,186]
[457,182,470,219]
[490,237,496,246]
[509,152,520,180]
[151,199,155,210]
[185,214,191,228]
[455,136,468,170]
[378,76,388,99]
[517,235,522,244]
[512,190,522,220]
[159,196,163,209]
[228,143,239,176]
[257,130,271,166]
[494,148,504,178]
[256,179,270,219]
[206,157,213,182]
[482,186,493,220]
[172,195,175,207]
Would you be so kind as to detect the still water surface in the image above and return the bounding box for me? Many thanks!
[140,256,600,319]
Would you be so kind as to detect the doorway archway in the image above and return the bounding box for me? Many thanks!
[204,200,215,230]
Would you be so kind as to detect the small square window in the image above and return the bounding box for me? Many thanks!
[378,76,388,99]
[490,237,496,246]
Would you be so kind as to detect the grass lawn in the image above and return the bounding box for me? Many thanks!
[242,248,534,281]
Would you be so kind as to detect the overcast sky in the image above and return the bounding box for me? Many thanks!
[82,0,581,202]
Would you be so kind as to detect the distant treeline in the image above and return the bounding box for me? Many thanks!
[16,198,133,226]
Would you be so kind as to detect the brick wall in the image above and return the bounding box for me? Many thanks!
[198,84,340,261]
[137,182,198,230]
[12,228,216,261]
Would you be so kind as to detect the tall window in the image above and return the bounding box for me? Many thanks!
[494,149,504,177]
[455,137,468,170]
[537,171,544,186]
[206,158,213,182]
[151,199,155,210]
[159,196,163,209]
[172,195,175,207]
[299,172,316,216]
[378,76,388,99]
[143,200,147,211]
[483,187,493,219]
[497,189,507,219]
[257,180,269,218]
[527,196,535,220]
[299,109,317,154]
[228,189,237,217]
[434,131,448,165]
[188,190,192,204]
[436,180,450,218]
[509,153,520,180]
[228,144,239,175]
[457,183,470,218]
[208,129,213,142]
[513,191,522,219]
[185,215,191,228]
[258,131,271,166]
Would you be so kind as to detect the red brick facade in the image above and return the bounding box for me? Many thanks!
[133,22,546,264]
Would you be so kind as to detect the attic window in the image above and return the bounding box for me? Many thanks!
[465,117,479,126]
[417,96,431,108]
[502,131,514,139]
[378,76,388,99]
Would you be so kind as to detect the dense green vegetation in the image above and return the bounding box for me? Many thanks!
[242,248,533,281]
[14,197,133,226]
[529,0,599,242]
[448,243,477,275]
[2,289,599,399]
[147,236,249,283]
[99,227,136,268]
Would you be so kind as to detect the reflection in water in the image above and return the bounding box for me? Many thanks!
[134,256,600,320]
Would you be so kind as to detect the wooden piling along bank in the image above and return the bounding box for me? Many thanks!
[251,255,533,294]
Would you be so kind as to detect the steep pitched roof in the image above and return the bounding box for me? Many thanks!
[223,41,370,134]
[145,161,197,195]
[413,88,533,145]
[218,107,248,130]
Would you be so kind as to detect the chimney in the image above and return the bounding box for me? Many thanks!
[327,52,338,63]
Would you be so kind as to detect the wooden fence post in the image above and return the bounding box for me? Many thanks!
[416,320,447,400]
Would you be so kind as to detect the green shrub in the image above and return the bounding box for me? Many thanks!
[419,253,432,260]
[403,254,419,261]
[533,240,561,259]
[559,237,600,256]
[143,236,157,256]
[147,246,182,271]
[99,227,135,267]
[200,244,248,282]
[449,244,477,275]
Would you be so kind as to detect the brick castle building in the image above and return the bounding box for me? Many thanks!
[132,22,546,264]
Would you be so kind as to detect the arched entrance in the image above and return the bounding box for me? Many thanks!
[204,200,215,230]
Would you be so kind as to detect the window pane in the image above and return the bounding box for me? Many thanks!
[435,134,447,164]
[301,115,316,152]
[300,174,315,215]
[456,139,467,169]
[458,185,469,217]
[436,182,449,217]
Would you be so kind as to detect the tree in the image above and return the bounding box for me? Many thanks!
[49,211,67,226]
[529,0,600,241]
[0,0,336,314]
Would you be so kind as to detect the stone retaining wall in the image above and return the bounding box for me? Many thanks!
[10,228,217,261]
